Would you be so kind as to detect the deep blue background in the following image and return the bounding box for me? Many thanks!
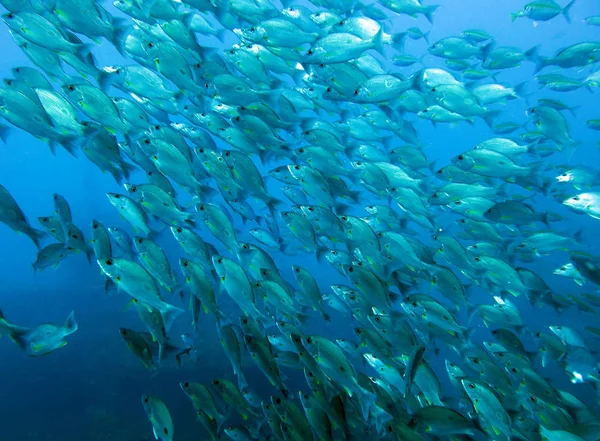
[0,1,600,440]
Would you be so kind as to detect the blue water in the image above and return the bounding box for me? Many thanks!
[1,1,600,440]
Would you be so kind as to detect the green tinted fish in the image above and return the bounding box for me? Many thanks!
[304,30,384,64]
[61,80,127,134]
[141,395,174,441]
[97,257,183,329]
[512,1,577,23]
[119,327,156,371]
[180,381,226,429]
[32,243,74,272]
[0,184,45,248]
[106,193,151,236]
[0,309,77,357]
[380,0,439,23]
[2,12,86,53]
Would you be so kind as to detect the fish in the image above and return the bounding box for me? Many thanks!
[141,395,174,441]
[511,1,577,23]
[0,309,77,356]
[0,184,45,249]
[0,1,599,440]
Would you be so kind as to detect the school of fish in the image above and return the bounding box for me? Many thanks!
[0,0,600,440]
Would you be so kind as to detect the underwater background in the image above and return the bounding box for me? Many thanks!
[1,0,600,440]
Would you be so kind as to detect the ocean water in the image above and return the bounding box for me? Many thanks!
[0,1,599,440]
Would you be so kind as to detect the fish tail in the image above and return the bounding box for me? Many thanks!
[510,12,520,22]
[371,27,385,56]
[28,228,46,250]
[482,109,501,128]
[160,303,184,332]
[96,67,111,93]
[357,387,377,421]
[525,45,545,73]
[0,124,10,144]
[563,0,577,24]
[391,32,407,53]
[514,81,529,103]
[424,5,440,24]
[64,311,78,332]
[423,30,430,44]
[111,18,131,52]
[215,28,227,43]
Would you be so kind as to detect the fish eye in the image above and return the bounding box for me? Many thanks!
[105,259,114,266]
[432,193,438,198]
[242,244,249,249]
[474,257,480,262]
[200,112,206,117]
[331,250,337,255]
[572,196,580,201]
[199,205,205,211]
[387,425,393,433]
[472,358,479,364]
[213,379,220,385]
[353,89,359,96]
[431,87,436,92]
[326,87,331,92]
[183,261,188,267]
[144,139,150,144]
[347,266,354,273]
[457,155,464,160]
[306,337,312,344]
[143,396,149,403]
[423,108,428,113]
[147,42,154,48]
[114,194,121,199]
[68,85,75,91]
[7,13,14,19]
[355,328,361,334]
[454,201,461,205]
[468,383,476,389]
[176,227,182,233]
[217,258,222,263]
[307,50,313,55]
[294,267,300,273]
[294,165,300,170]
